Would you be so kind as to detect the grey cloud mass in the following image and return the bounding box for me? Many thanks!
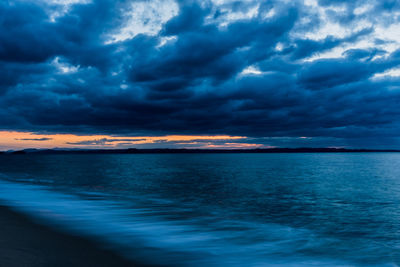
[66,138,147,145]
[15,137,53,141]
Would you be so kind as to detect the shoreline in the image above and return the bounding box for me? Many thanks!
[0,205,148,267]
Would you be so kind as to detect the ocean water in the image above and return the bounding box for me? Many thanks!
[0,153,399,266]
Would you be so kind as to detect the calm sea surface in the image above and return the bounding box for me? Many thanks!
[0,153,399,266]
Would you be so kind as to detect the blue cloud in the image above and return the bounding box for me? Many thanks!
[1,0,400,148]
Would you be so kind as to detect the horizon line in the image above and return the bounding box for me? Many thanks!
[3,147,400,154]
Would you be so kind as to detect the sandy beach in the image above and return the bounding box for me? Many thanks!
[0,205,144,267]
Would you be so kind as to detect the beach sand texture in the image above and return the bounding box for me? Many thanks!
[0,205,144,267]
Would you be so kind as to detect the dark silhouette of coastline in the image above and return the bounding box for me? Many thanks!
[3,148,400,154]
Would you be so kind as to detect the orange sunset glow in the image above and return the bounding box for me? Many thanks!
[0,131,267,150]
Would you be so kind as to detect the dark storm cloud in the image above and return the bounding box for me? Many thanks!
[66,138,146,146]
[15,138,53,141]
[298,49,400,90]
[290,28,373,60]
[128,2,298,91]
[1,0,400,148]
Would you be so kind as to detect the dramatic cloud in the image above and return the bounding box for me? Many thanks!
[15,138,53,141]
[66,138,146,146]
[1,0,400,148]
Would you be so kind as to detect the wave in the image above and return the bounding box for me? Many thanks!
[0,178,386,267]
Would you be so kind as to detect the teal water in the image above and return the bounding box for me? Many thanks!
[0,153,399,266]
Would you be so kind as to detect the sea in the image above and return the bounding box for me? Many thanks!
[0,153,399,266]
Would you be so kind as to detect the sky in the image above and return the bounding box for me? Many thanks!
[1,0,400,150]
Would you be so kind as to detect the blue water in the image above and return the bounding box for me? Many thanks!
[0,153,399,266]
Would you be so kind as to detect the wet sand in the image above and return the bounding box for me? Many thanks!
[0,205,145,267]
